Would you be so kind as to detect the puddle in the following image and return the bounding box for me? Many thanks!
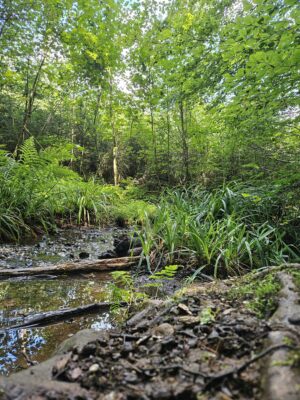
[0,273,113,375]
[0,228,126,375]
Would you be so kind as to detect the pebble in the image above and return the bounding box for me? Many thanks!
[288,313,300,325]
[89,363,100,373]
[151,323,175,337]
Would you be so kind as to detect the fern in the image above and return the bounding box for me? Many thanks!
[19,137,45,168]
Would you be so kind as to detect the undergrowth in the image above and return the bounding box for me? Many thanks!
[135,186,299,277]
[0,138,155,242]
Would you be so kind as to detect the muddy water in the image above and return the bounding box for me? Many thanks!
[0,228,124,375]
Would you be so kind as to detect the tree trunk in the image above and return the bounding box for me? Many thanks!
[16,54,46,150]
[113,144,119,186]
[109,74,119,186]
[166,106,171,183]
[179,99,190,182]
[150,106,157,173]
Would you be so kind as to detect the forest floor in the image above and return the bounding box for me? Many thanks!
[1,268,300,400]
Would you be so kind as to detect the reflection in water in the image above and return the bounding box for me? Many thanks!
[0,314,112,375]
[0,227,121,376]
[0,274,113,375]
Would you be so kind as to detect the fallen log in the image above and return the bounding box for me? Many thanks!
[1,301,127,332]
[262,272,300,400]
[0,256,140,279]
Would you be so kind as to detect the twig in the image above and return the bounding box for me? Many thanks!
[203,344,297,391]
[21,349,36,367]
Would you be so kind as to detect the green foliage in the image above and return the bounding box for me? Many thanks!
[199,307,216,325]
[0,0,299,277]
[138,185,299,277]
[0,138,155,241]
[108,271,147,313]
[150,265,179,280]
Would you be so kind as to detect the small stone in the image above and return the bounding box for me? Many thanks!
[178,303,192,315]
[89,363,100,373]
[177,316,199,326]
[151,323,175,337]
[288,313,300,325]
[79,251,90,259]
[69,367,82,381]
[223,308,234,315]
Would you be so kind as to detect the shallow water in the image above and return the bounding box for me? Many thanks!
[0,227,118,269]
[0,228,122,375]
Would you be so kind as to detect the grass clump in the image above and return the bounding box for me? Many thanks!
[135,185,299,277]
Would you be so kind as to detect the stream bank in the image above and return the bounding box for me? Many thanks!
[1,268,300,399]
[0,227,128,375]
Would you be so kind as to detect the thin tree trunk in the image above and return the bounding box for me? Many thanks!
[179,99,190,182]
[3,301,127,331]
[16,54,46,149]
[166,107,171,183]
[150,106,157,172]
[109,75,119,185]
[93,88,102,152]
[113,143,119,186]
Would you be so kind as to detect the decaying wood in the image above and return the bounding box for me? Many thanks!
[0,256,139,279]
[2,301,126,331]
[263,272,300,400]
[250,263,300,280]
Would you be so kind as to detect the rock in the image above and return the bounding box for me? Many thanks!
[177,303,192,315]
[79,251,89,259]
[98,250,117,259]
[52,354,71,376]
[89,364,100,373]
[177,316,199,326]
[151,323,175,337]
[69,367,82,381]
[126,247,143,257]
[288,313,300,325]
[114,235,142,257]
[55,329,108,355]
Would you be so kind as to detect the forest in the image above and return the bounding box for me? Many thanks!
[0,0,299,399]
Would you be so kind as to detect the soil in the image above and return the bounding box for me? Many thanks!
[1,281,274,400]
[1,228,299,400]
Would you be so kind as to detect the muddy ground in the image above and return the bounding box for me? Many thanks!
[1,228,299,400]
[2,273,299,400]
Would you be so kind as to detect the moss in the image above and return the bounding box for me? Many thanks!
[228,272,281,319]
[289,269,300,292]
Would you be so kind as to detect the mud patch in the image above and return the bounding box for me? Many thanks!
[50,288,269,399]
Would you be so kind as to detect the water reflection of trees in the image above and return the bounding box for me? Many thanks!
[0,313,111,375]
[0,278,109,327]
